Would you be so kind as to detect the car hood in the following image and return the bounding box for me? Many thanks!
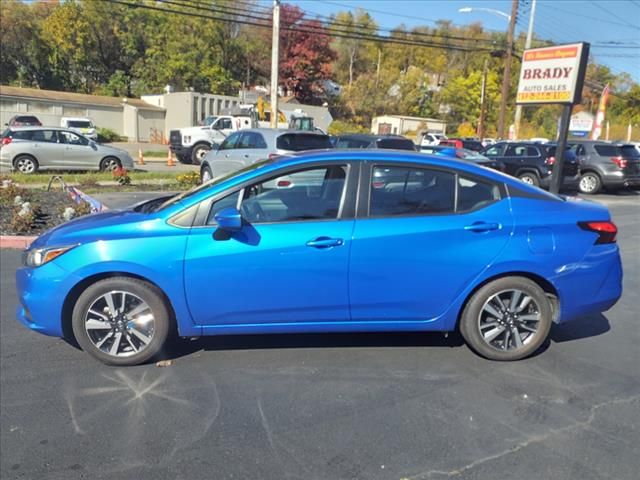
[29,210,155,249]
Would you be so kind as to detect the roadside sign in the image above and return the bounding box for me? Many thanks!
[516,43,590,105]
[569,116,594,132]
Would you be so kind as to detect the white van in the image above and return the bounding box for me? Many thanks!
[60,117,98,140]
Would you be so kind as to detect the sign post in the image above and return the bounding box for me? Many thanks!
[515,42,590,194]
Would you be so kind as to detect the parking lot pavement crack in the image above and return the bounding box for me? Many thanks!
[407,394,640,479]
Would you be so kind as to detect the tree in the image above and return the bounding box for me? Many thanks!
[278,5,336,103]
[330,10,378,87]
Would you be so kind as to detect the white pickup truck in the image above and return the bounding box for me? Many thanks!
[169,115,254,164]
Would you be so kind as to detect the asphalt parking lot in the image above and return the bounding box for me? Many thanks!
[1,192,638,480]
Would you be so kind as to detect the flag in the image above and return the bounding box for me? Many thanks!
[591,84,610,141]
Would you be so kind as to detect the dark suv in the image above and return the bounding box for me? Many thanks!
[568,141,640,194]
[334,134,416,151]
[481,142,579,189]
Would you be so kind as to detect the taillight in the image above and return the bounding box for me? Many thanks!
[1,137,11,146]
[545,156,555,165]
[611,156,627,168]
[276,180,291,188]
[578,221,617,244]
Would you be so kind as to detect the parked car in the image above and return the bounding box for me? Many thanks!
[439,138,484,152]
[481,141,579,188]
[0,127,134,173]
[419,132,446,146]
[334,134,416,151]
[60,117,98,141]
[420,145,505,172]
[200,129,333,182]
[568,140,640,194]
[16,150,622,365]
[5,115,42,127]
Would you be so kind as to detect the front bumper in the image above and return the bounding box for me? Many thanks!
[15,260,82,338]
[169,144,193,162]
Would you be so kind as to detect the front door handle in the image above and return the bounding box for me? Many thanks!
[464,222,501,233]
[306,237,344,248]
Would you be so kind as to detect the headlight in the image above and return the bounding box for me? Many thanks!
[24,245,76,267]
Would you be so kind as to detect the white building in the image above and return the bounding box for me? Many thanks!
[372,115,447,136]
[0,85,165,142]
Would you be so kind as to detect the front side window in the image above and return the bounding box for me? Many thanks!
[484,145,503,156]
[219,132,241,150]
[370,166,455,216]
[59,131,88,145]
[237,132,267,149]
[208,165,347,225]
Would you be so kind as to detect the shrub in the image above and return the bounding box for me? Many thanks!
[78,176,99,188]
[176,171,201,187]
[327,120,369,136]
[97,127,124,143]
[11,202,40,233]
[0,182,28,204]
[112,167,131,185]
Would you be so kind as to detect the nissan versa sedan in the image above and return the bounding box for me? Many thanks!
[1,127,134,173]
[16,151,622,365]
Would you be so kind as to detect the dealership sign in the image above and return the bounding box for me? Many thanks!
[516,43,589,105]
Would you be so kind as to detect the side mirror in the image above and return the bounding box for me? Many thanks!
[89,141,97,149]
[214,207,242,231]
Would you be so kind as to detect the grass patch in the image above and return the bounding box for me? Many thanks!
[5,171,181,185]
[142,150,170,157]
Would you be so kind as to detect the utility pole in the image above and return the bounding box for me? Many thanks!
[270,0,280,128]
[477,58,488,139]
[497,0,518,139]
[514,0,536,139]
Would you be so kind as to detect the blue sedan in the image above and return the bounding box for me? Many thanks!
[16,151,622,365]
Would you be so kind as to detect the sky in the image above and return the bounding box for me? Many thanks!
[275,0,640,83]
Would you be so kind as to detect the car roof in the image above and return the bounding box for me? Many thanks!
[6,126,70,131]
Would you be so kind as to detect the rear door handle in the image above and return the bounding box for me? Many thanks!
[464,222,501,232]
[306,237,344,248]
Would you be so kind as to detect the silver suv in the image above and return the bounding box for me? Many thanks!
[200,128,333,182]
[0,127,134,174]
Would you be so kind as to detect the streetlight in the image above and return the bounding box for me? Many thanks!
[458,7,511,22]
[460,2,518,140]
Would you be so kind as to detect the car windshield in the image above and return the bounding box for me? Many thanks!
[202,116,218,126]
[276,134,333,151]
[154,159,274,211]
[68,120,92,128]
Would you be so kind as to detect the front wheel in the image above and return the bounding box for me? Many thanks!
[71,277,171,366]
[578,172,602,194]
[201,165,213,183]
[460,277,552,361]
[100,156,121,172]
[191,144,210,165]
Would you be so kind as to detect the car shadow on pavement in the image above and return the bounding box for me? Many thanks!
[158,330,466,362]
[549,313,611,343]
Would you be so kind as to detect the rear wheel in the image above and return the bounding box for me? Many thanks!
[71,277,171,366]
[460,277,552,361]
[517,172,540,186]
[191,144,210,165]
[578,172,602,194]
[100,156,121,171]
[14,155,38,174]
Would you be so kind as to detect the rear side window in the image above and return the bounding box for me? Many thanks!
[506,145,540,157]
[376,138,415,150]
[621,145,640,158]
[457,176,500,211]
[276,134,333,152]
[31,130,58,143]
[594,145,620,157]
[370,166,455,216]
[12,130,35,140]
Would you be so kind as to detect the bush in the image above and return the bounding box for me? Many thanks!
[0,182,28,205]
[112,167,131,185]
[176,171,201,187]
[97,127,125,143]
[327,120,369,136]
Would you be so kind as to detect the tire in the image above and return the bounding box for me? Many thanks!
[578,171,602,195]
[100,156,122,172]
[201,165,213,183]
[191,144,211,166]
[517,171,540,186]
[460,277,552,361]
[71,277,172,366]
[13,155,39,174]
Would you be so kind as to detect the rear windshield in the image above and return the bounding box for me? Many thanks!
[1,128,10,138]
[16,116,39,123]
[67,120,92,128]
[621,145,640,158]
[276,134,333,152]
[462,141,483,151]
[376,138,415,150]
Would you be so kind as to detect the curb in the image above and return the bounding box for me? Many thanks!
[0,236,37,249]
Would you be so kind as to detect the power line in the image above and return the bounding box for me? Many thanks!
[108,0,499,53]
[537,2,640,30]
[590,0,640,30]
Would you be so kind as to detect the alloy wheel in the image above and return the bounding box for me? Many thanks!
[84,290,155,358]
[15,157,36,174]
[477,289,541,351]
[580,174,597,193]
